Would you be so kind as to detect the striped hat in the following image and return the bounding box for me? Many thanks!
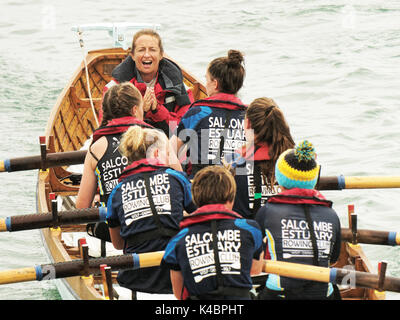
[275,140,320,189]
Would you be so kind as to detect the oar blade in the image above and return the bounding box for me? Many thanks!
[318,175,400,190]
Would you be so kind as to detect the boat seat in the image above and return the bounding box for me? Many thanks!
[69,86,102,111]
[61,231,123,257]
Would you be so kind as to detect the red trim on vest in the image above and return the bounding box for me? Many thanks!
[118,158,168,182]
[267,188,332,207]
[179,204,243,229]
[236,143,270,161]
[92,116,153,143]
[192,93,247,110]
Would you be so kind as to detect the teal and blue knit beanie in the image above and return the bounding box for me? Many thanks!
[275,140,320,189]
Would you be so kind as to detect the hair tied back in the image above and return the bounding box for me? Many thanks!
[265,105,276,117]
[227,49,244,67]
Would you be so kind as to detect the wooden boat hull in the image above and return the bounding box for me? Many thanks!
[36,47,384,300]
[332,242,385,300]
[36,47,207,300]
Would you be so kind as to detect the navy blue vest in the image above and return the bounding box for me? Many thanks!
[228,143,278,219]
[107,159,196,293]
[176,93,247,178]
[255,188,341,298]
[162,204,263,299]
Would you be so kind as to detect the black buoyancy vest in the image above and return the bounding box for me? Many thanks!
[94,134,128,206]
[181,211,251,300]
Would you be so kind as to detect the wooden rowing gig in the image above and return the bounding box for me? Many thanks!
[34,24,386,300]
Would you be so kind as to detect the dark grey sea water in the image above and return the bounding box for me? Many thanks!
[0,0,399,300]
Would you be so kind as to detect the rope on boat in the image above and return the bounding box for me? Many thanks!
[76,30,99,127]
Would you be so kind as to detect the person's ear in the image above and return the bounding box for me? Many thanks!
[213,78,219,91]
[244,118,251,129]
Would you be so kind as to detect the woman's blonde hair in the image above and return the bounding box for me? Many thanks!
[192,166,236,207]
[119,126,168,163]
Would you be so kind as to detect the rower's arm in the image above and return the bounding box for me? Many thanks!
[76,151,98,209]
[250,251,264,275]
[108,226,124,250]
[170,270,185,300]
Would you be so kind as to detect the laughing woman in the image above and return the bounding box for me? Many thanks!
[102,29,193,135]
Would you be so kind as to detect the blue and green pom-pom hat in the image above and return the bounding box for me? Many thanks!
[275,140,320,189]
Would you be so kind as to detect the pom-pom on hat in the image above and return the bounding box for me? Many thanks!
[275,140,320,189]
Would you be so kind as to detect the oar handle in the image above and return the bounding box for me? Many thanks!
[0,207,107,232]
[263,260,400,293]
[318,175,400,190]
[0,150,87,173]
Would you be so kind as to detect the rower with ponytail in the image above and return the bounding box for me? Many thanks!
[228,97,295,219]
[76,83,154,247]
[77,82,152,211]
[171,49,248,178]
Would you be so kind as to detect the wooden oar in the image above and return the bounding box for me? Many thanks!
[318,175,400,190]
[0,150,87,173]
[0,251,164,285]
[2,208,398,247]
[262,260,400,293]
[0,207,107,232]
[1,150,400,191]
[1,207,398,247]
[1,251,399,293]
[341,228,400,246]
[1,147,400,191]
